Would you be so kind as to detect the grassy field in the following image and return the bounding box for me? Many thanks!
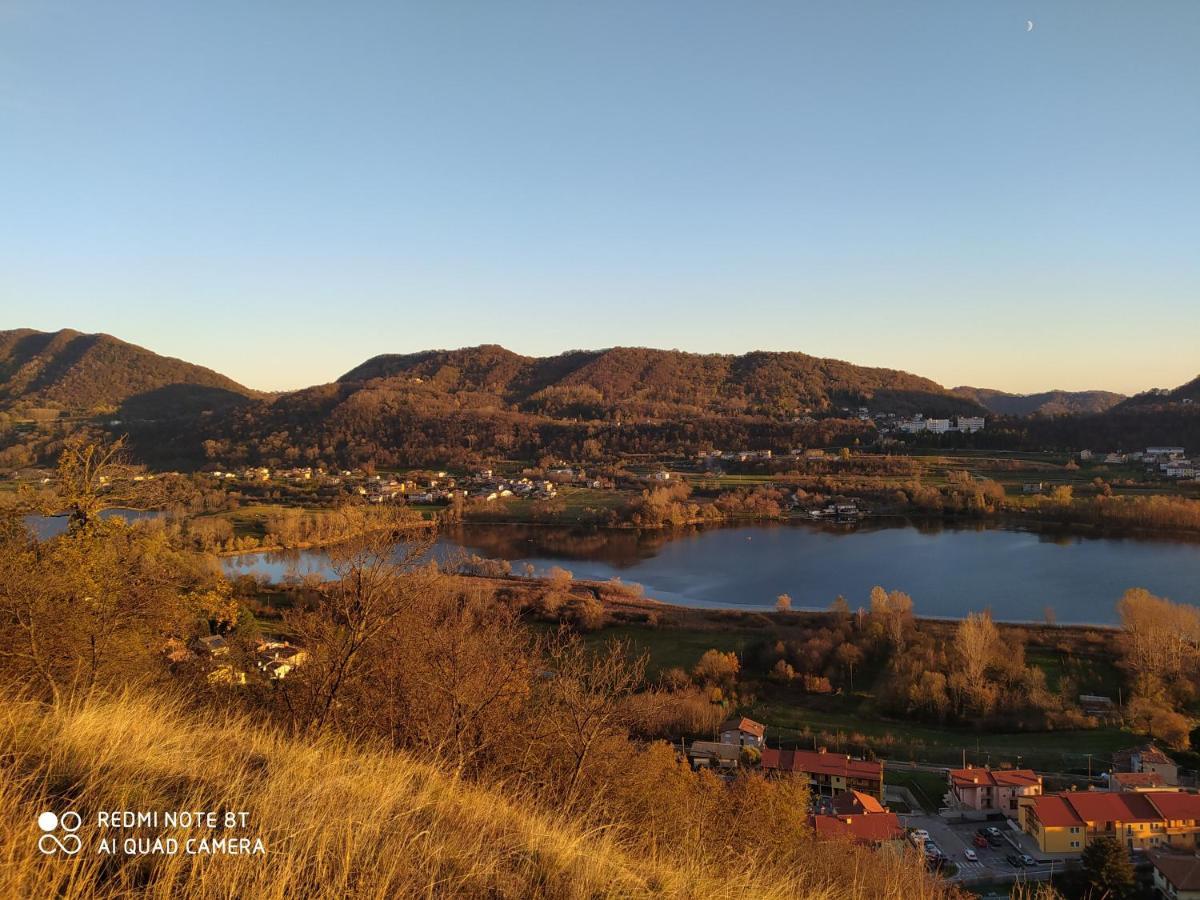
[885,769,948,812]
[582,624,755,675]
[1025,647,1124,698]
[750,700,1132,772]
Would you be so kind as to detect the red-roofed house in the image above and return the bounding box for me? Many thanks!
[760,747,883,798]
[719,717,766,749]
[1109,771,1169,792]
[832,790,887,816]
[949,766,1042,812]
[1114,744,1180,786]
[1148,850,1200,900]
[1019,790,1200,855]
[810,811,903,847]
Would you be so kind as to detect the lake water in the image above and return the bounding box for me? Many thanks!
[25,508,163,539]
[220,521,1200,625]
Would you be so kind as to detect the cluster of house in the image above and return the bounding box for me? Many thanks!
[1079,446,1197,480]
[208,466,336,482]
[685,718,901,846]
[807,501,863,522]
[696,449,778,466]
[202,463,612,504]
[951,744,1200,891]
[191,633,308,685]
[895,415,987,435]
[361,472,460,504]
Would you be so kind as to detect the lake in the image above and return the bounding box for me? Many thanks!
[220,520,1200,625]
[25,508,163,539]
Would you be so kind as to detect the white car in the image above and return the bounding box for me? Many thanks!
[963,849,978,862]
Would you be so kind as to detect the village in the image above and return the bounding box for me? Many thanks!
[176,602,1200,896]
[684,715,1200,893]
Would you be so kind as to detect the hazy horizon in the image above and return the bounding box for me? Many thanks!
[3,1,1197,394]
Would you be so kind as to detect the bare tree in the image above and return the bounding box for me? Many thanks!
[535,633,648,810]
[280,505,435,735]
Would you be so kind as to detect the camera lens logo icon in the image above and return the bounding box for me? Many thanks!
[37,811,82,855]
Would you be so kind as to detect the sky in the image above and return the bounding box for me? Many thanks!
[1,1,1197,394]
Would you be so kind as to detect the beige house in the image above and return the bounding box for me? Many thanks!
[1114,745,1180,786]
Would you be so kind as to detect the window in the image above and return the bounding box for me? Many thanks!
[1069,841,1080,849]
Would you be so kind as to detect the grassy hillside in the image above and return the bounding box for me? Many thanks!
[0,691,946,900]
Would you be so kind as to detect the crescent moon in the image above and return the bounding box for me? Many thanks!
[1026,20,1034,32]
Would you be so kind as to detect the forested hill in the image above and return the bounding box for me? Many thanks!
[1112,374,1200,412]
[0,328,257,414]
[951,386,1126,417]
[338,345,984,419]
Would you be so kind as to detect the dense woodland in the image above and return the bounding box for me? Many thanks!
[2,330,1198,477]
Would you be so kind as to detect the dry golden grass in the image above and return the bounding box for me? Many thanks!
[0,691,952,899]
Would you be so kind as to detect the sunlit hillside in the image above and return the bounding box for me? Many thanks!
[0,691,950,900]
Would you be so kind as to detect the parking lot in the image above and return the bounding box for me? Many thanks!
[901,813,1076,884]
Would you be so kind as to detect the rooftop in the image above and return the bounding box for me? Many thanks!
[761,748,882,781]
[811,812,902,844]
[720,717,766,739]
[949,766,1041,789]
[1029,790,1200,828]
[831,790,886,816]
[1149,851,1200,892]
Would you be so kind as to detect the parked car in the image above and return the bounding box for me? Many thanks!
[973,834,988,849]
[1006,853,1024,867]
[986,831,1005,847]
[911,829,930,842]
[1020,854,1036,867]
[964,849,978,862]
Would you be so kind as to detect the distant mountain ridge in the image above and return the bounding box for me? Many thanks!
[1112,374,1200,411]
[951,386,1126,417]
[340,345,984,418]
[0,328,257,414]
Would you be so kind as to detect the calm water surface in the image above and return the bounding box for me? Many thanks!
[220,521,1200,625]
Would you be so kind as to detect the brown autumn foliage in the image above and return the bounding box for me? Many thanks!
[0,442,961,899]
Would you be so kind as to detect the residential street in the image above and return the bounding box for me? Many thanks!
[900,812,1077,885]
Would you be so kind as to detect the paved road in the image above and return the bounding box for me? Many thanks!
[901,813,1077,884]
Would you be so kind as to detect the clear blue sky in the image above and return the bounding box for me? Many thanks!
[1,1,1197,393]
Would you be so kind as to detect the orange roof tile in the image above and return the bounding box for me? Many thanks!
[949,766,1040,789]
[1146,792,1200,821]
[1111,772,1166,788]
[1149,852,1200,891]
[1030,790,1200,828]
[811,812,902,844]
[761,748,882,781]
[1029,794,1084,828]
[720,717,766,738]
[832,790,886,815]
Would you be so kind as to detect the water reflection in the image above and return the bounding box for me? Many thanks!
[219,519,1200,625]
